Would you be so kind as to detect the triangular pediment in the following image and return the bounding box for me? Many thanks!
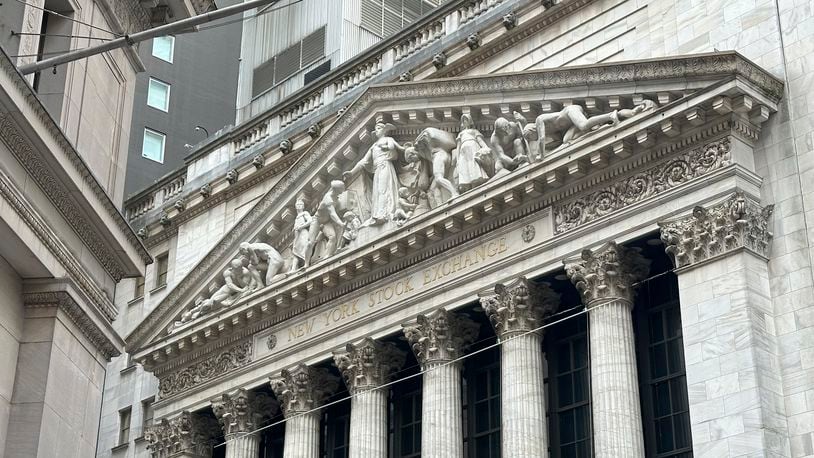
[127,52,782,367]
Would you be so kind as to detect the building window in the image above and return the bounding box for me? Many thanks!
[636,273,693,458]
[142,128,166,163]
[134,276,145,299]
[118,407,132,445]
[142,398,154,435]
[155,253,169,289]
[464,345,501,458]
[547,315,591,458]
[152,35,175,63]
[391,377,421,457]
[322,399,350,458]
[147,78,171,111]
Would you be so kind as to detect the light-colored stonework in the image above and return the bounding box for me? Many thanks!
[93,0,814,456]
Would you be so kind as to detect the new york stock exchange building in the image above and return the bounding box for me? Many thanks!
[114,1,813,457]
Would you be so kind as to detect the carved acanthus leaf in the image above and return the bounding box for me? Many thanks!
[145,411,219,458]
[402,308,479,367]
[211,388,278,436]
[479,277,560,336]
[563,241,650,306]
[659,191,774,268]
[333,337,406,393]
[270,364,339,416]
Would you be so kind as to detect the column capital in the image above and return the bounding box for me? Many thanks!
[333,337,406,393]
[145,411,219,458]
[270,364,339,417]
[211,388,278,436]
[659,191,774,269]
[479,276,560,336]
[564,241,650,306]
[402,308,479,367]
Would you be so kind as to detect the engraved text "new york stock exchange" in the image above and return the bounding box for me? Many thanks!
[286,236,509,343]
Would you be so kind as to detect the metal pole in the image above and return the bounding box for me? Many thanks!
[18,0,279,75]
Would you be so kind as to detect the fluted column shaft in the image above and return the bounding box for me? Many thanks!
[588,298,644,457]
[422,361,464,457]
[282,412,321,458]
[501,332,547,457]
[224,433,260,458]
[348,389,388,456]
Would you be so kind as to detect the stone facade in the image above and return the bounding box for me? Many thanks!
[95,0,814,457]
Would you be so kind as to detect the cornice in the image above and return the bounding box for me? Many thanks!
[22,290,121,360]
[0,168,119,322]
[0,48,151,272]
[126,52,782,352]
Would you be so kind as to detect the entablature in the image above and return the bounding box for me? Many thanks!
[128,53,782,386]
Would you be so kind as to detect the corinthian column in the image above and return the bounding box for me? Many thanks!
[479,276,559,458]
[564,241,650,458]
[270,364,339,458]
[403,308,479,458]
[144,411,220,458]
[333,338,406,458]
[211,388,278,458]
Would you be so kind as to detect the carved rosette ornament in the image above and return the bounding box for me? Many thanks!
[270,364,339,416]
[564,242,650,306]
[479,277,559,337]
[333,338,406,393]
[659,191,774,268]
[145,411,220,458]
[402,308,479,367]
[211,388,278,437]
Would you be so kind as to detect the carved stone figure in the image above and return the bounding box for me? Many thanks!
[239,242,284,287]
[306,180,347,265]
[490,114,530,179]
[343,122,405,226]
[393,187,418,224]
[456,114,492,191]
[405,127,459,206]
[527,101,656,156]
[338,210,362,251]
[290,199,312,272]
[212,258,252,305]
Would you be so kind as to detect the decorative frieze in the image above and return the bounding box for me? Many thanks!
[211,388,278,437]
[333,338,406,393]
[158,341,253,399]
[554,137,732,233]
[270,364,339,416]
[479,276,559,336]
[402,308,479,366]
[145,411,220,458]
[659,191,774,268]
[563,241,650,306]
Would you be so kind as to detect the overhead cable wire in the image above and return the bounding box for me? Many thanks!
[174,0,304,35]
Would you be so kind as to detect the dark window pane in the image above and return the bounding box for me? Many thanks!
[649,311,664,342]
[653,382,671,417]
[561,443,576,458]
[667,306,682,338]
[671,376,688,413]
[574,370,588,403]
[656,417,674,453]
[674,412,692,449]
[668,339,683,375]
[651,343,668,379]
[558,343,571,372]
[558,374,573,406]
[559,410,575,443]
[573,339,587,368]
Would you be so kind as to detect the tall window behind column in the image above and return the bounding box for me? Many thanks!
[463,344,501,458]
[635,271,692,458]
[390,355,421,458]
[547,315,591,458]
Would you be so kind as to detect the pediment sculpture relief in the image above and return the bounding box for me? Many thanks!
[168,97,657,333]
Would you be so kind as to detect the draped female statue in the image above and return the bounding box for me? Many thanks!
[343,122,405,226]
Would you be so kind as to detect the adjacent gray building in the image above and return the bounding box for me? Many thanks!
[124,0,242,199]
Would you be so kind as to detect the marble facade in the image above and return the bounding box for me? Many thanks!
[101,0,814,456]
